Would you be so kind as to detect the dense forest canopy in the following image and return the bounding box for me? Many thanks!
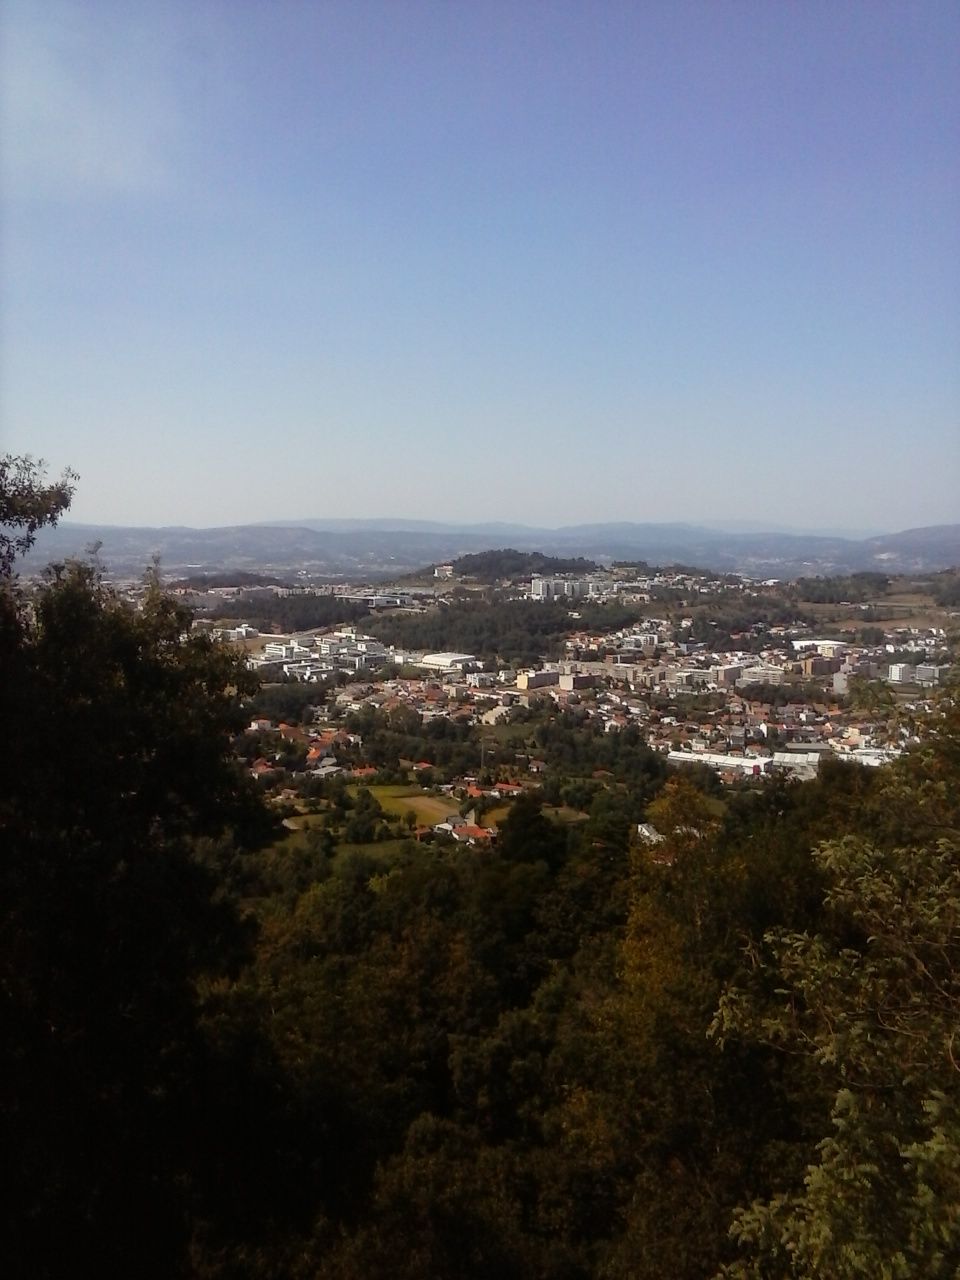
[793,572,890,603]
[451,549,599,580]
[367,598,649,663]
[933,570,960,606]
[367,598,578,663]
[3,457,959,1279]
[209,589,370,633]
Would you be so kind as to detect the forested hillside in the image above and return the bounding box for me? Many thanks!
[209,589,370,633]
[366,598,647,663]
[3,459,959,1278]
[451,549,598,581]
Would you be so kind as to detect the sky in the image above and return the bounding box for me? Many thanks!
[2,0,958,532]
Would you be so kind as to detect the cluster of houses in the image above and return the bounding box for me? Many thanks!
[245,712,531,847]
[247,719,362,784]
[527,567,739,603]
[224,597,953,789]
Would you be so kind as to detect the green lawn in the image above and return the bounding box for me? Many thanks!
[284,786,454,833]
[481,801,588,828]
[349,784,455,826]
[483,804,510,826]
[543,804,590,824]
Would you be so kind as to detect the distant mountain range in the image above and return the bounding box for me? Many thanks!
[24,519,960,580]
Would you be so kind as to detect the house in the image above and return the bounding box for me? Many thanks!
[311,758,342,778]
[433,814,467,834]
[278,722,309,744]
[637,823,665,845]
[488,782,523,798]
[451,824,496,845]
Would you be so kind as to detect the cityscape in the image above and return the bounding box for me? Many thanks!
[118,549,958,809]
[3,1,959,1276]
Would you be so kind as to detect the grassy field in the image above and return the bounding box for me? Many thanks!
[483,804,510,826]
[483,801,588,827]
[543,804,591,824]
[284,786,454,832]
[349,784,455,825]
[483,721,542,747]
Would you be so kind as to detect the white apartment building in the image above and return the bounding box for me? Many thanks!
[888,663,917,683]
[531,577,588,601]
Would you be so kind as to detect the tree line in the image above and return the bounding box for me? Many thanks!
[367,598,648,664]
[209,589,370,633]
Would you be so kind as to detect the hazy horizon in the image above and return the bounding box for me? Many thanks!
[51,512,904,541]
[3,1,958,530]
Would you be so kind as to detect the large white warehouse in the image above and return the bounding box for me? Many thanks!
[418,652,479,672]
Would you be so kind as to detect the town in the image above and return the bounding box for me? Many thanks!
[142,554,958,850]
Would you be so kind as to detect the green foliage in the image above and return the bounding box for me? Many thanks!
[0,453,76,575]
[738,681,837,707]
[689,603,812,651]
[496,792,568,869]
[933,571,960,607]
[250,679,326,723]
[0,461,280,1275]
[342,786,386,842]
[1,564,282,1275]
[368,598,579,663]
[452,548,598,581]
[365,597,651,663]
[793,572,890,603]
[343,704,480,778]
[857,625,886,646]
[711,713,960,1278]
[211,589,370,632]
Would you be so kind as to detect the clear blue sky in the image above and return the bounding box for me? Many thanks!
[2,0,958,531]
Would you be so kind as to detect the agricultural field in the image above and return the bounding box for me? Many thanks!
[349,783,456,826]
[543,804,590,825]
[284,788,454,832]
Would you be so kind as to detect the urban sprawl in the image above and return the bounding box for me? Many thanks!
[153,560,959,846]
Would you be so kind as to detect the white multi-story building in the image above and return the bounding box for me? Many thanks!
[916,664,951,685]
[516,669,559,690]
[736,665,786,686]
[888,663,917,683]
[531,577,588,601]
[263,641,312,661]
[668,751,771,777]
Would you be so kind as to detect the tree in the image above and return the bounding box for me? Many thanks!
[496,792,567,870]
[0,463,276,1276]
[0,454,76,575]
[711,698,960,1279]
